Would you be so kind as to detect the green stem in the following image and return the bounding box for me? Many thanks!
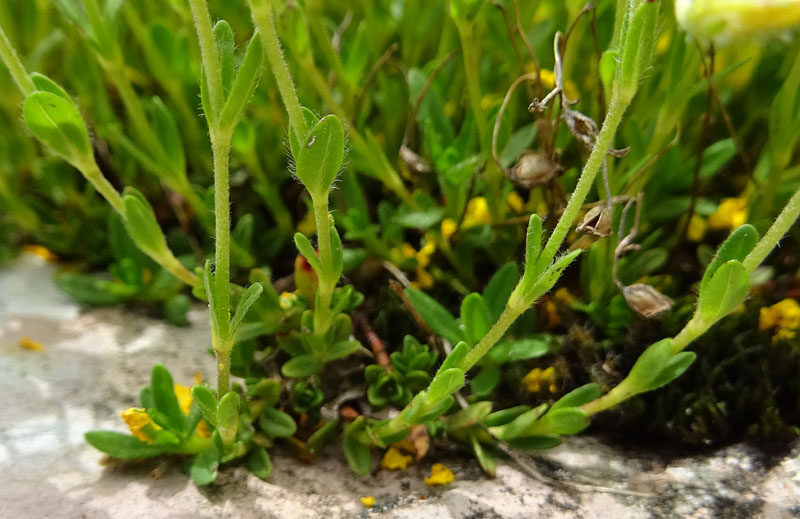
[188,0,224,120]
[249,0,308,140]
[0,19,34,95]
[580,380,636,416]
[312,194,334,332]
[458,303,522,372]
[745,186,800,272]
[78,158,125,215]
[212,134,232,331]
[537,93,628,268]
[216,348,231,396]
[671,315,705,354]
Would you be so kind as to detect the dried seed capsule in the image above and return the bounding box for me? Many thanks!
[577,206,612,238]
[509,151,560,189]
[622,284,674,318]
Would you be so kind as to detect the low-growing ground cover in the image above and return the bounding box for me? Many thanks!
[0,0,799,490]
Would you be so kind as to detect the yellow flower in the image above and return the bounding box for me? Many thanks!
[405,236,438,289]
[417,239,436,269]
[708,197,748,230]
[424,463,455,486]
[19,337,44,351]
[538,68,556,89]
[441,218,458,240]
[759,299,800,342]
[462,197,491,229]
[382,446,413,471]
[414,268,435,289]
[121,408,160,444]
[506,191,525,214]
[687,214,707,242]
[522,366,559,394]
[174,384,193,415]
[676,0,800,45]
[360,496,376,508]
[194,372,203,385]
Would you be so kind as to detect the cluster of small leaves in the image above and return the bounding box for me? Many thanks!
[365,336,439,409]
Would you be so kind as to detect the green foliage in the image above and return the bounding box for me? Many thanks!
[365,336,438,408]
[2,0,799,486]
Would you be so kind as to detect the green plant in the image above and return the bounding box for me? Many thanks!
[1,0,799,489]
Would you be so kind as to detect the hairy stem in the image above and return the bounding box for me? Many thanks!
[249,0,308,140]
[0,20,34,95]
[458,303,522,372]
[744,187,800,273]
[212,134,232,334]
[313,194,334,333]
[79,158,125,215]
[538,94,628,268]
[216,348,231,397]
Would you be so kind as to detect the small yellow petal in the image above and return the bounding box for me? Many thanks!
[687,214,707,242]
[174,384,193,415]
[416,268,435,289]
[462,197,491,228]
[401,243,417,259]
[19,337,44,351]
[538,69,556,90]
[360,496,376,508]
[194,372,203,385]
[121,408,160,444]
[425,463,455,486]
[441,218,458,240]
[708,197,748,231]
[382,446,413,471]
[506,191,525,214]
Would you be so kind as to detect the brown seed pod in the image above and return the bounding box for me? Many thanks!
[562,109,599,150]
[508,151,561,190]
[577,205,612,237]
[400,144,431,174]
[622,284,674,318]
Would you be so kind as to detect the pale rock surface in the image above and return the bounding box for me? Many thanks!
[1,254,799,518]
